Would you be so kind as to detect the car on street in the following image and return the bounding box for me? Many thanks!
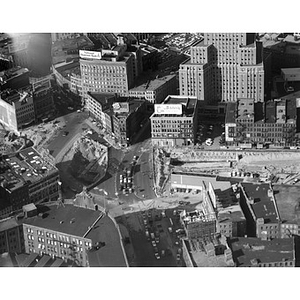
[205,138,213,146]
[151,241,156,247]
[154,253,161,260]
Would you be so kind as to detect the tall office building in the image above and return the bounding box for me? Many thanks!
[80,36,135,100]
[179,33,264,104]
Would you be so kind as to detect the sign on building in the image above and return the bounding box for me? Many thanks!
[113,102,129,113]
[79,50,102,60]
[154,104,182,115]
[32,78,51,91]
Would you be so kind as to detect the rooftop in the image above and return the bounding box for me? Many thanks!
[229,237,294,266]
[0,217,19,232]
[54,60,81,78]
[185,235,233,267]
[22,203,102,237]
[0,147,58,192]
[52,36,94,65]
[0,67,29,83]
[237,99,254,120]
[151,95,198,118]
[88,92,116,106]
[218,204,246,223]
[241,182,279,223]
[181,209,215,225]
[129,75,176,92]
[281,67,300,76]
[273,185,300,225]
[170,173,231,191]
[225,102,237,124]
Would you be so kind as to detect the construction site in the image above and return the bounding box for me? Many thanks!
[152,147,300,196]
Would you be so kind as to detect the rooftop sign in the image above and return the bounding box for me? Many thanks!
[79,50,102,60]
[113,102,129,113]
[154,104,182,115]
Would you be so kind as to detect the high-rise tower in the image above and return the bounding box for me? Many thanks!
[179,33,264,104]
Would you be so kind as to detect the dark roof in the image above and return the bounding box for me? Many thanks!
[265,101,276,123]
[225,102,237,124]
[241,183,279,223]
[273,185,300,225]
[229,237,294,266]
[88,93,116,106]
[22,204,102,237]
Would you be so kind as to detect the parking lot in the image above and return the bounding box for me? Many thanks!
[116,208,186,267]
[195,121,226,150]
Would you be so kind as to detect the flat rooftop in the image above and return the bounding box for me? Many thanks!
[225,102,237,124]
[88,93,116,106]
[0,67,29,82]
[229,237,294,266]
[241,182,279,223]
[129,75,176,92]
[0,217,19,232]
[171,173,231,191]
[218,204,246,223]
[237,99,254,119]
[0,147,56,192]
[22,203,102,237]
[54,60,81,78]
[281,67,300,76]
[273,185,300,225]
[151,96,197,118]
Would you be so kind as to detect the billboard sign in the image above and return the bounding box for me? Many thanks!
[32,78,51,91]
[154,104,182,115]
[113,102,129,113]
[79,50,102,60]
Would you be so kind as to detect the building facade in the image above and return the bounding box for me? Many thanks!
[150,95,199,147]
[179,33,265,104]
[225,98,297,147]
[86,93,146,146]
[0,89,35,131]
[0,218,24,254]
[80,43,135,99]
[239,182,281,239]
[128,75,178,104]
[32,78,55,121]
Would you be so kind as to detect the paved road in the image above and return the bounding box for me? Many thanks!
[90,138,157,207]
[47,111,89,158]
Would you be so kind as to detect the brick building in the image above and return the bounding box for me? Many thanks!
[128,75,178,104]
[86,92,147,146]
[229,237,295,267]
[239,182,281,239]
[225,98,297,147]
[150,95,199,147]
[0,147,60,219]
